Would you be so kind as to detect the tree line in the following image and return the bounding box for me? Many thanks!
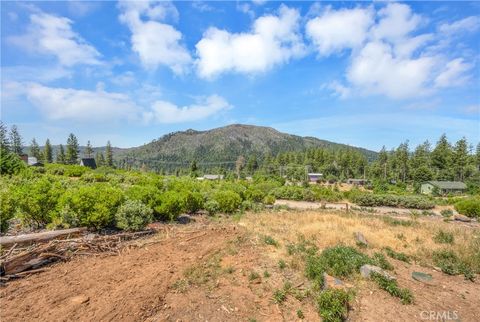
[0,122,114,173]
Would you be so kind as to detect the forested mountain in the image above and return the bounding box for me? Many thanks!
[114,124,377,170]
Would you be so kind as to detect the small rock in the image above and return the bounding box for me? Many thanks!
[70,295,89,305]
[360,264,396,280]
[354,232,368,246]
[454,214,472,222]
[323,273,352,290]
[412,271,433,283]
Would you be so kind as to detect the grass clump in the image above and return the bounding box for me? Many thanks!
[278,259,287,270]
[370,272,414,304]
[306,245,371,286]
[317,289,352,322]
[372,252,394,270]
[432,250,475,281]
[286,236,318,257]
[263,270,271,278]
[263,235,279,247]
[297,309,305,319]
[433,230,454,244]
[385,247,411,263]
[249,271,260,281]
[440,209,454,217]
[272,282,292,304]
[381,216,416,227]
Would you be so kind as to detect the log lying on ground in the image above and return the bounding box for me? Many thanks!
[0,228,87,247]
[0,229,155,278]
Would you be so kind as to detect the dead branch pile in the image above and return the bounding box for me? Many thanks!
[0,230,154,280]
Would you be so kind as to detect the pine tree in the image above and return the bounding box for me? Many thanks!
[66,133,79,164]
[105,141,113,167]
[44,139,53,163]
[395,141,409,182]
[378,146,389,180]
[431,134,453,180]
[56,144,66,163]
[95,151,105,167]
[453,137,468,181]
[9,125,23,155]
[190,160,198,177]
[85,140,94,158]
[30,138,42,159]
[0,121,10,152]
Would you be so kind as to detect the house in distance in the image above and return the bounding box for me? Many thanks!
[80,158,97,169]
[421,181,467,195]
[307,173,323,183]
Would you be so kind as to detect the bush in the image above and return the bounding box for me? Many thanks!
[440,209,454,217]
[205,199,220,215]
[155,191,185,221]
[384,247,411,263]
[306,245,371,284]
[454,198,480,218]
[0,187,16,233]
[317,289,351,322]
[352,194,434,209]
[63,165,89,177]
[124,184,159,210]
[370,272,413,304]
[57,183,124,229]
[244,188,265,202]
[263,194,276,205]
[211,190,242,213]
[115,200,153,231]
[432,250,475,281]
[81,172,108,182]
[16,176,64,227]
[184,191,204,214]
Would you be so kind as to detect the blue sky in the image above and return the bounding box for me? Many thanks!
[1,1,479,151]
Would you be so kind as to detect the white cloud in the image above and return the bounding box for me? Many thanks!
[118,1,191,74]
[434,58,472,88]
[306,7,373,56]
[323,81,351,99]
[9,12,101,66]
[195,5,305,78]
[347,41,435,99]
[191,1,215,12]
[371,3,422,42]
[144,95,232,123]
[439,16,480,34]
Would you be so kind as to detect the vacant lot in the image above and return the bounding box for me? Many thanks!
[1,210,479,322]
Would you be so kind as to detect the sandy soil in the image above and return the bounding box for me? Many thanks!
[1,215,479,322]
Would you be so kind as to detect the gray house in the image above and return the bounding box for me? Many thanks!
[420,181,467,195]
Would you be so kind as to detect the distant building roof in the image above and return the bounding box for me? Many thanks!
[203,174,224,180]
[80,158,97,169]
[347,178,368,182]
[308,173,323,176]
[425,181,467,190]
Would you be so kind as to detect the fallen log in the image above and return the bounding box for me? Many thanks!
[0,228,87,247]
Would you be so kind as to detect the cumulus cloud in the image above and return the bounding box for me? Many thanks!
[306,7,373,56]
[307,3,474,99]
[118,1,191,74]
[9,12,101,66]
[144,95,232,123]
[23,83,139,122]
[195,5,305,78]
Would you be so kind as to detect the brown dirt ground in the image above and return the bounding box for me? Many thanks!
[1,214,479,322]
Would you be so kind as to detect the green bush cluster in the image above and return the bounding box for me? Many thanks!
[353,194,434,209]
[454,198,480,218]
[271,185,343,202]
[115,200,153,231]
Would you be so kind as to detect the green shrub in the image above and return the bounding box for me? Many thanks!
[244,188,265,202]
[263,194,276,205]
[353,194,434,209]
[81,172,108,182]
[454,198,480,218]
[16,176,64,227]
[384,247,411,263]
[115,200,153,231]
[155,191,185,221]
[263,235,279,247]
[205,199,220,215]
[317,289,351,322]
[370,272,413,304]
[0,187,16,232]
[433,230,454,244]
[372,252,394,270]
[124,184,159,210]
[211,190,241,213]
[183,191,204,214]
[57,183,124,228]
[63,165,89,177]
[432,250,475,281]
[440,209,454,217]
[306,245,371,284]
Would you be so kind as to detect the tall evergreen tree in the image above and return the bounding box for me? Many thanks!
[453,137,469,181]
[85,140,94,158]
[395,141,409,182]
[9,125,23,155]
[95,151,105,167]
[30,138,42,159]
[44,139,53,163]
[56,144,66,163]
[0,121,10,152]
[66,133,79,164]
[431,134,453,179]
[105,141,113,167]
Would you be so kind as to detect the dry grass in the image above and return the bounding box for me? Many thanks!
[238,209,479,270]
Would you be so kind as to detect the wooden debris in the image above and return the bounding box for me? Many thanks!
[0,228,87,247]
